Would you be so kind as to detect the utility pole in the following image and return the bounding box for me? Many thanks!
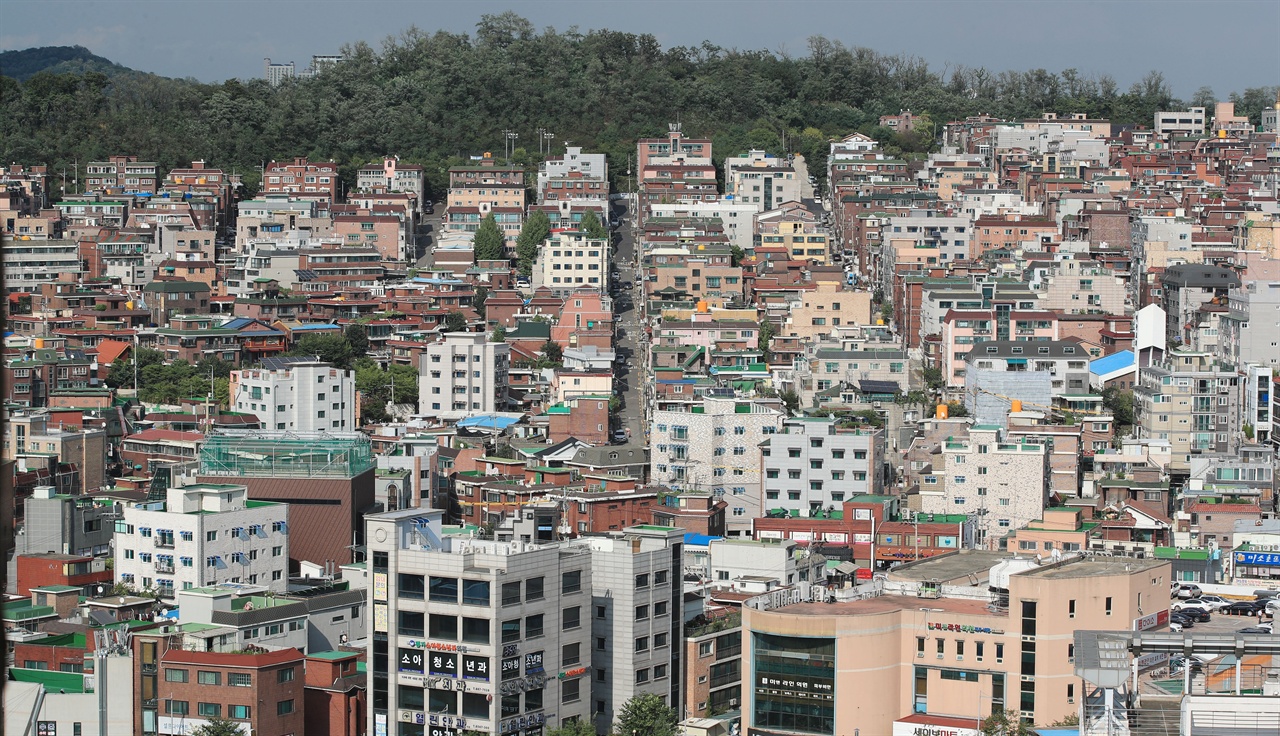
[535,127,545,156]
[503,130,519,163]
[542,130,555,157]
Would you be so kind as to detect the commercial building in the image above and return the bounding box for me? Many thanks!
[740,552,1170,736]
[760,418,885,516]
[156,647,306,736]
[113,479,291,596]
[418,331,511,417]
[365,507,593,736]
[650,397,787,535]
[197,430,375,568]
[1154,107,1207,137]
[230,359,356,432]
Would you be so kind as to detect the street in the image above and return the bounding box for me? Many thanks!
[609,196,648,447]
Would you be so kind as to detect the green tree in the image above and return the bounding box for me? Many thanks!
[540,339,563,366]
[609,395,622,414]
[579,209,608,240]
[547,719,595,736]
[473,286,489,319]
[980,709,1033,736]
[1101,386,1134,427]
[106,347,164,389]
[779,388,801,415]
[444,311,469,333]
[922,366,944,392]
[614,693,678,736]
[473,213,506,262]
[758,318,775,362]
[516,209,551,277]
[344,323,369,357]
[190,717,244,736]
[289,334,356,370]
[729,243,745,266]
[490,325,506,342]
[354,358,418,424]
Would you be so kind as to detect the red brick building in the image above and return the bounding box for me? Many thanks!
[262,157,340,201]
[547,395,611,446]
[304,650,367,736]
[15,553,112,596]
[157,647,306,736]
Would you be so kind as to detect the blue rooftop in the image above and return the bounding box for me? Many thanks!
[683,533,723,547]
[290,323,341,331]
[1089,349,1135,377]
[457,415,519,430]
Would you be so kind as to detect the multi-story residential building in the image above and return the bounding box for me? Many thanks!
[113,479,291,597]
[418,331,511,417]
[740,553,1169,735]
[533,230,609,295]
[536,146,608,200]
[1220,277,1280,369]
[755,201,830,263]
[1160,264,1241,347]
[650,397,787,535]
[780,282,873,343]
[1154,107,1207,137]
[2,237,84,294]
[723,150,801,212]
[9,487,116,567]
[261,157,341,201]
[918,425,1048,548]
[4,411,107,494]
[141,279,211,324]
[230,359,356,432]
[365,507,594,736]
[357,156,427,210]
[648,199,758,255]
[1031,257,1128,314]
[583,526,684,732]
[84,155,159,194]
[235,195,329,245]
[647,243,745,305]
[156,647,306,736]
[760,418,885,516]
[5,347,97,407]
[1134,348,1243,474]
[885,211,973,263]
[963,340,1093,399]
[637,125,713,183]
[1129,215,1194,308]
[333,213,409,262]
[446,158,525,211]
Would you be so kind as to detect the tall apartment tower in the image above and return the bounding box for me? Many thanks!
[366,508,593,735]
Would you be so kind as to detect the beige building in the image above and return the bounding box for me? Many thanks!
[1033,258,1128,314]
[741,553,1169,736]
[533,230,609,295]
[4,411,108,494]
[781,282,873,342]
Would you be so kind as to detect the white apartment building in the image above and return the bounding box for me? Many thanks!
[723,150,801,212]
[357,157,426,208]
[533,230,609,295]
[536,146,608,194]
[918,426,1047,549]
[230,359,356,432]
[1154,108,1207,137]
[760,418,886,517]
[114,481,291,597]
[650,398,787,535]
[366,507,593,736]
[2,237,83,294]
[885,211,974,263]
[701,538,826,590]
[583,526,685,733]
[419,332,511,417]
[648,198,758,254]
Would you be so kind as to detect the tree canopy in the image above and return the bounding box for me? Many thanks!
[473,213,505,262]
[5,14,1271,200]
[516,208,551,277]
[614,693,678,736]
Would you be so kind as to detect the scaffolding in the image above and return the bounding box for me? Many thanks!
[199,431,375,478]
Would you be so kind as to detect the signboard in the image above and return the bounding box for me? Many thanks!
[928,622,995,634]
[757,530,784,540]
[430,651,458,677]
[559,666,588,679]
[462,655,490,681]
[37,723,56,736]
[375,713,387,736]
[1235,551,1280,567]
[405,639,469,653]
[500,713,547,734]
[854,508,873,521]
[855,568,874,580]
[501,656,521,679]
[823,532,848,543]
[1136,651,1169,670]
[791,531,813,542]
[373,572,388,601]
[854,533,873,544]
[1133,610,1170,632]
[936,536,958,548]
[758,674,833,694]
[891,720,980,736]
[374,603,388,633]
[524,651,544,674]
[399,647,425,674]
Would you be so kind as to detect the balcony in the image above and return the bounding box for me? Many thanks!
[154,537,174,549]
[155,563,175,574]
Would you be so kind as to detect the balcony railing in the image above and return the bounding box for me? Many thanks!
[154,537,174,549]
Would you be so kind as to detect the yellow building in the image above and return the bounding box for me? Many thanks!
[741,552,1169,735]
[782,281,873,342]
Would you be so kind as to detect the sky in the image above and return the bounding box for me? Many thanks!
[3,0,1277,97]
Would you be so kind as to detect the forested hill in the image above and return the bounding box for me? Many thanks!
[0,13,1275,198]
[0,45,145,82]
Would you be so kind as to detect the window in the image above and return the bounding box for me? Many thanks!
[165,668,189,682]
[563,606,581,629]
[562,642,580,666]
[198,703,221,717]
[595,605,607,619]
[462,579,490,606]
[635,605,649,621]
[429,576,458,602]
[655,632,668,648]
[655,601,668,617]
[198,671,221,685]
[635,573,649,589]
[635,636,649,652]
[562,570,582,594]
[229,705,251,719]
[165,701,189,716]
[656,570,668,585]
[277,667,295,683]
[1069,600,1076,618]
[502,581,521,606]
[654,663,668,679]
[277,699,295,716]
[597,637,607,651]
[1105,597,1113,615]
[502,619,521,643]
[635,668,650,684]
[526,576,544,600]
[562,678,580,704]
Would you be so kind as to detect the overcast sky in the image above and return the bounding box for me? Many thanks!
[3,0,1277,97]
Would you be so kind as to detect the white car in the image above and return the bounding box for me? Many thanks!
[1189,594,1232,610]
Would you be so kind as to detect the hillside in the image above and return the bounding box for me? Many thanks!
[0,45,144,82]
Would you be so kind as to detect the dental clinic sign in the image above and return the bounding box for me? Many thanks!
[892,720,980,736]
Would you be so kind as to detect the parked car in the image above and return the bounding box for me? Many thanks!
[1169,613,1195,629]
[1176,607,1212,623]
[1168,621,1184,633]
[1223,600,1268,615]
[1174,584,1203,599]
[1190,594,1232,610]
[611,430,628,444]
[1236,627,1273,634]
[1172,600,1215,614]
